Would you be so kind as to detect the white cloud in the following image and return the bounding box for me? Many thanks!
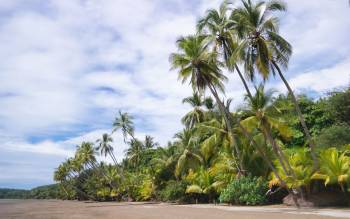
[0,140,74,157]
[281,0,350,71]
[278,58,350,94]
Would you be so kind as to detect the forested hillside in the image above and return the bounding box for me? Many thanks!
[0,185,62,199]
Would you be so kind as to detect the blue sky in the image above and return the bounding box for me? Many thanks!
[0,0,349,189]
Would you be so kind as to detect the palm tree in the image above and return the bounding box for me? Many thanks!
[143,135,159,149]
[241,85,294,175]
[96,133,118,166]
[169,34,244,174]
[197,0,253,99]
[240,84,302,204]
[181,92,206,128]
[54,164,71,198]
[76,142,98,170]
[60,158,91,199]
[232,0,317,167]
[76,142,113,184]
[126,139,144,168]
[113,110,136,143]
[185,167,221,203]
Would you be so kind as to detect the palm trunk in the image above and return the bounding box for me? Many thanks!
[235,65,253,100]
[208,83,244,174]
[60,182,70,199]
[263,120,306,200]
[128,130,137,141]
[209,83,300,206]
[66,174,91,200]
[262,126,289,176]
[109,151,119,166]
[272,61,318,169]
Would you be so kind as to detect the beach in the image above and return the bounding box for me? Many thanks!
[1,199,349,219]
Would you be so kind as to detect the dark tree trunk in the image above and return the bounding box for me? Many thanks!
[208,83,244,174]
[272,61,318,169]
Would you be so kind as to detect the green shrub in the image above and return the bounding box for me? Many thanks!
[316,124,350,149]
[138,179,154,201]
[219,175,268,205]
[159,180,187,201]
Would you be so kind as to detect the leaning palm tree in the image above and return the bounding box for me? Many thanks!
[76,142,98,169]
[169,34,245,174]
[231,0,317,167]
[113,110,136,143]
[242,84,307,201]
[96,133,118,166]
[197,0,253,99]
[54,164,71,198]
[241,85,298,183]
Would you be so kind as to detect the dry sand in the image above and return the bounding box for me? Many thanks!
[0,199,349,219]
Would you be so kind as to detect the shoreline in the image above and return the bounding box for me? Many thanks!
[1,199,350,219]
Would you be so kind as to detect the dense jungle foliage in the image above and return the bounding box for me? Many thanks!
[47,0,350,205]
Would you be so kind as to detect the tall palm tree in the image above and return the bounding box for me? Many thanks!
[169,34,245,174]
[113,110,136,143]
[96,133,118,166]
[197,0,253,99]
[232,0,317,167]
[196,2,302,196]
[241,85,297,183]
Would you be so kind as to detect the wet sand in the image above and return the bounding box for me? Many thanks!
[0,199,349,219]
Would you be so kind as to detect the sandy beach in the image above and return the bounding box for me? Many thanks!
[0,199,349,219]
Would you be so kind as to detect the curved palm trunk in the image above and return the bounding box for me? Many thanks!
[207,83,244,174]
[89,161,118,190]
[222,41,253,100]
[235,65,253,100]
[60,182,70,199]
[262,120,306,200]
[272,61,318,169]
[109,151,119,166]
[127,130,137,141]
[66,174,92,200]
[262,126,289,175]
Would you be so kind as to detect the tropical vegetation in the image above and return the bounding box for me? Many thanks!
[48,0,350,206]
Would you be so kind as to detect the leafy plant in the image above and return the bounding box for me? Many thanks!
[312,148,350,193]
[269,148,313,191]
[159,180,187,201]
[219,175,268,205]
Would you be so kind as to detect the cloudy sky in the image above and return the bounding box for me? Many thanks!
[0,0,349,189]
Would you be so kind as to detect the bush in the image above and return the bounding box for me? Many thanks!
[316,124,350,149]
[219,175,268,205]
[159,180,187,202]
[138,179,154,201]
